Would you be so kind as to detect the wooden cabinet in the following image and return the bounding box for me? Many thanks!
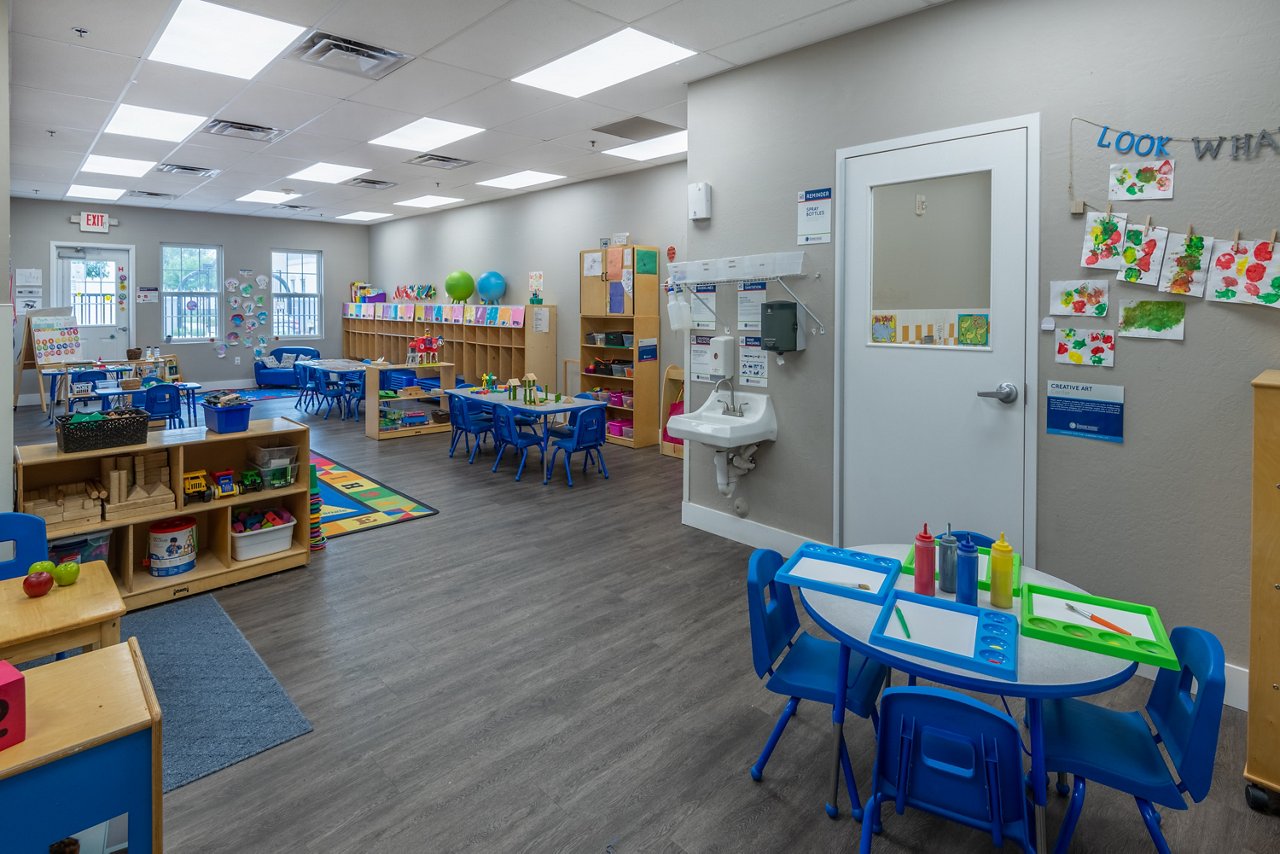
[1248,370,1280,808]
[14,417,311,611]
[364,362,455,440]
[342,303,556,388]
[579,245,661,448]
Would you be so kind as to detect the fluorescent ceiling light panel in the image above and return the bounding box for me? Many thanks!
[148,0,306,80]
[83,154,158,177]
[513,28,696,98]
[602,130,688,161]
[288,162,371,183]
[368,117,484,151]
[477,171,564,190]
[337,211,392,221]
[105,104,208,142]
[394,194,463,209]
[67,184,125,201]
[237,190,301,204]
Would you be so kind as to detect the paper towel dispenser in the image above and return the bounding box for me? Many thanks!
[761,301,806,353]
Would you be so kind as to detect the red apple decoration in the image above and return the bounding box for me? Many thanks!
[23,572,54,598]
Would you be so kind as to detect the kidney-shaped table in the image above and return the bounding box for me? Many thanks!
[789,543,1138,852]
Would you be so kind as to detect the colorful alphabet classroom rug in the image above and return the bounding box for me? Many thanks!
[310,452,438,539]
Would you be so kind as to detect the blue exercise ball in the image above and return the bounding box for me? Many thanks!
[476,270,507,305]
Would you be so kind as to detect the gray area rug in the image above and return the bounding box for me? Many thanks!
[22,594,312,791]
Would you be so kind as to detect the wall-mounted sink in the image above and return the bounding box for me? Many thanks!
[665,390,777,449]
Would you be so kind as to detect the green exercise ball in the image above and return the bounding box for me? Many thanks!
[444,270,475,303]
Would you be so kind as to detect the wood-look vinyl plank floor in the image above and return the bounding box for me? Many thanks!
[11,399,1273,852]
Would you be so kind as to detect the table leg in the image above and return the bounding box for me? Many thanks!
[826,642,851,819]
[1028,697,1047,852]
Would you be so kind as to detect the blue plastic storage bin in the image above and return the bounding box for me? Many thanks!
[202,402,253,433]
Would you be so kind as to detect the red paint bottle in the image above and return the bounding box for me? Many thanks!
[913,522,936,596]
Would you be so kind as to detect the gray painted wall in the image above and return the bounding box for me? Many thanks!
[9,198,370,393]
[369,162,688,384]
[685,0,1280,664]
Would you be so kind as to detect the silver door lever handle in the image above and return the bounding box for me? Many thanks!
[977,382,1019,404]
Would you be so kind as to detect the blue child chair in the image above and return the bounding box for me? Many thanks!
[747,548,887,819]
[449,398,493,464]
[143,383,184,428]
[1043,626,1225,854]
[489,403,546,481]
[0,512,48,580]
[860,686,1034,853]
[543,405,608,487]
[548,393,598,440]
[67,369,108,413]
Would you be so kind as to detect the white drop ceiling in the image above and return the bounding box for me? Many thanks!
[9,0,950,222]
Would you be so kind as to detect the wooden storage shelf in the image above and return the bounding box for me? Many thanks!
[579,245,661,448]
[660,365,685,459]
[363,362,455,441]
[1248,370,1280,808]
[14,417,311,611]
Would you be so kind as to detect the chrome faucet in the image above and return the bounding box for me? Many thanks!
[714,377,747,417]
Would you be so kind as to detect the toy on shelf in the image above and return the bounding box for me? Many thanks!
[239,469,264,492]
[183,470,214,503]
[445,270,475,304]
[212,469,239,499]
[477,270,507,305]
[22,481,106,528]
[480,372,498,391]
[408,335,443,365]
[203,390,245,408]
[230,507,295,533]
[101,453,176,519]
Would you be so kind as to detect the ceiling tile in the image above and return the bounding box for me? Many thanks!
[162,144,264,172]
[641,100,688,129]
[316,0,510,54]
[10,34,140,103]
[424,0,622,79]
[11,122,98,154]
[569,0,683,22]
[432,130,545,162]
[11,0,174,58]
[548,129,632,153]
[708,0,930,65]
[87,135,176,163]
[433,83,569,129]
[495,100,632,142]
[330,141,425,170]
[263,132,364,162]
[635,0,849,52]
[296,101,423,142]
[253,57,378,100]
[12,145,89,171]
[484,141,586,169]
[220,84,341,132]
[11,162,80,184]
[580,53,732,113]
[348,59,499,116]
[11,181,77,200]
[11,86,116,132]
[125,60,250,116]
[215,0,346,24]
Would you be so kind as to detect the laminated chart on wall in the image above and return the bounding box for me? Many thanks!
[738,336,767,387]
[1158,233,1212,296]
[1049,281,1110,317]
[737,281,766,330]
[1116,225,1168,286]
[1108,159,1174,200]
[1081,211,1129,271]
[691,285,717,329]
[30,315,84,364]
[1207,240,1280,307]
[689,335,714,382]
[1118,299,1185,340]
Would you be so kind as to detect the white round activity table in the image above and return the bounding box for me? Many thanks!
[797,543,1137,853]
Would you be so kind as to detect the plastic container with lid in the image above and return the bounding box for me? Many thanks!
[989,533,1015,609]
[913,522,936,596]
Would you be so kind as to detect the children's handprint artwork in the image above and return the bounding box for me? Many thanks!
[1158,233,1212,297]
[1116,225,1168,286]
[1206,240,1280,307]
[1050,281,1109,316]
[1108,159,1174,200]
[1055,328,1114,367]
[1081,211,1128,271]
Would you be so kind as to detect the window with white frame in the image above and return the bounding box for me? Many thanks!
[161,244,221,340]
[271,250,322,338]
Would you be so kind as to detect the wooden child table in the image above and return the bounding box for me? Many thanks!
[0,560,124,665]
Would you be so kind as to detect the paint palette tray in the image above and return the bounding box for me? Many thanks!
[1020,583,1178,670]
[776,543,901,605]
[870,590,1019,681]
[902,543,1022,595]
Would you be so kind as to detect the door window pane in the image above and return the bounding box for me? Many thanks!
[870,171,992,347]
[69,260,117,326]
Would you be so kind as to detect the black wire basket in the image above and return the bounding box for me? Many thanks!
[55,408,151,453]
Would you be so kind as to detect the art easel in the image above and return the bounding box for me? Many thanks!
[13,307,75,408]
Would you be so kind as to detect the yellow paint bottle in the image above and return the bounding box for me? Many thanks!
[989,532,1014,610]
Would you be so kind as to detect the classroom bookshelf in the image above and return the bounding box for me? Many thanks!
[13,418,311,611]
[1247,370,1280,811]
[341,303,557,388]
[579,245,662,448]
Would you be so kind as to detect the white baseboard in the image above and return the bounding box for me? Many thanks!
[17,376,259,407]
[681,501,812,554]
[681,501,1251,714]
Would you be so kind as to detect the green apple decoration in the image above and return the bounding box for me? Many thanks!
[28,560,56,577]
[52,561,81,587]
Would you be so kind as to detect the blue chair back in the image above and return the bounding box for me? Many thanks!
[490,403,519,444]
[1145,627,1225,803]
[951,530,995,549]
[569,405,607,448]
[143,383,182,424]
[746,548,801,679]
[874,686,1031,849]
[457,398,491,432]
[0,512,48,580]
[70,369,108,387]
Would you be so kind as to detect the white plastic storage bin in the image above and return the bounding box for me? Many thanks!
[230,520,296,561]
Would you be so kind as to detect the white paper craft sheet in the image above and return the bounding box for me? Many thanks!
[880,598,978,658]
[1028,593,1156,640]
[787,556,889,593]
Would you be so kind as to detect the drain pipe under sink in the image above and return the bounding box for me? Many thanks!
[714,444,759,497]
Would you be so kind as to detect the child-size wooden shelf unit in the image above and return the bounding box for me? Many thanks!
[14,417,311,611]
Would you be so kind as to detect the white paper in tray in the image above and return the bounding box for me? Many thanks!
[788,556,888,593]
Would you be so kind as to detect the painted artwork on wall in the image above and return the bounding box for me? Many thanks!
[1158,232,1212,297]
[1117,225,1168,286]
[1049,280,1109,316]
[1081,211,1129,270]
[1118,299,1186,340]
[957,313,990,346]
[1108,159,1175,200]
[1055,328,1115,367]
[871,313,897,343]
[1206,240,1280,306]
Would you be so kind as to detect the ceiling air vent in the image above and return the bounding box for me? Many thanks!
[344,177,397,190]
[126,190,177,200]
[405,153,473,170]
[155,163,221,178]
[202,119,286,143]
[292,31,410,80]
[274,203,314,212]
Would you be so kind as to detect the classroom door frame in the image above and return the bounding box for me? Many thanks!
[832,114,1041,563]
[49,240,138,356]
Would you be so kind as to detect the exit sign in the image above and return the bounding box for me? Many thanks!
[80,211,109,233]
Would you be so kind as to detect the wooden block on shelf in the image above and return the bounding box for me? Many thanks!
[104,496,175,519]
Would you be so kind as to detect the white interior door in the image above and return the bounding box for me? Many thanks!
[53,244,133,361]
[836,119,1038,556]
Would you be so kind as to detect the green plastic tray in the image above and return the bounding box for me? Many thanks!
[1019,583,1178,670]
[902,544,1022,594]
